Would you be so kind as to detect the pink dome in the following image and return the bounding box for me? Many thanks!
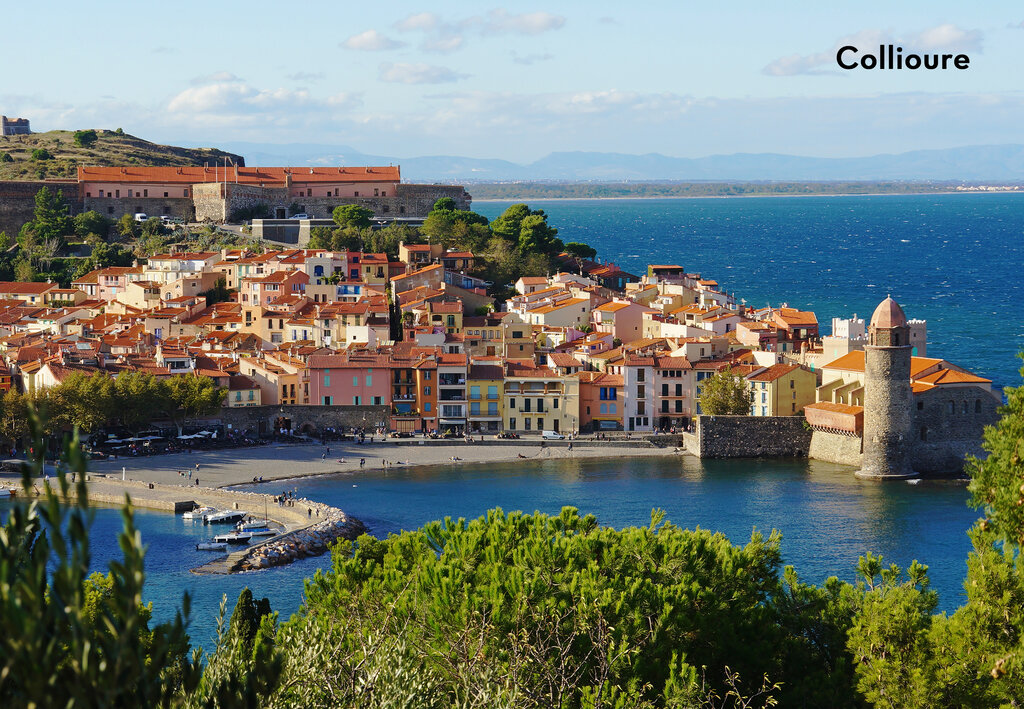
[869,297,907,329]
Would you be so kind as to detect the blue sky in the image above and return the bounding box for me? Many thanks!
[3,1,1023,161]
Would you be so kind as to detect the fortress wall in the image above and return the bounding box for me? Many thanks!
[213,404,391,436]
[690,415,812,458]
[0,180,80,238]
[82,196,193,222]
[808,430,862,467]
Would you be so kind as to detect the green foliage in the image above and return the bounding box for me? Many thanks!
[564,241,597,260]
[275,507,816,707]
[0,151,12,163]
[332,204,373,229]
[74,129,99,148]
[517,213,563,255]
[31,147,52,161]
[160,374,227,435]
[0,411,198,705]
[698,366,752,416]
[117,212,141,239]
[0,231,10,251]
[199,276,233,306]
[115,127,124,134]
[74,209,112,239]
[432,197,457,212]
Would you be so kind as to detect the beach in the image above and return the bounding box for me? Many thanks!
[84,438,680,489]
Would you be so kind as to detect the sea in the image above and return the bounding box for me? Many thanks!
[6,193,1023,651]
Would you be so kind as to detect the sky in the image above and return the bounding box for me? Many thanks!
[3,0,1024,162]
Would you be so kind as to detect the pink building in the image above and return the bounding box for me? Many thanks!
[72,266,145,302]
[307,352,392,407]
[240,270,309,307]
[591,299,654,343]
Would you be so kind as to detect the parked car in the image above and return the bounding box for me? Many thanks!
[133,212,149,222]
[542,430,565,440]
[160,215,184,224]
[289,213,310,220]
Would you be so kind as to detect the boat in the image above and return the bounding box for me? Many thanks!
[244,527,278,537]
[204,510,247,525]
[0,487,13,499]
[183,505,215,520]
[195,542,228,551]
[213,531,253,545]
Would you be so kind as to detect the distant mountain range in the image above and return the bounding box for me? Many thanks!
[184,141,1024,183]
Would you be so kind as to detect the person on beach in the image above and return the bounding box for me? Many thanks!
[360,458,365,467]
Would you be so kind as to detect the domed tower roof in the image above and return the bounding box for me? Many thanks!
[869,297,907,329]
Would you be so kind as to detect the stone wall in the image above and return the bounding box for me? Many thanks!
[808,430,862,467]
[214,404,391,436]
[192,182,227,222]
[687,415,812,458]
[0,180,80,238]
[82,196,194,222]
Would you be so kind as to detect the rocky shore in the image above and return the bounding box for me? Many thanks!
[234,499,366,572]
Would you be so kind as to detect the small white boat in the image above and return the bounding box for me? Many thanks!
[0,487,13,499]
[204,510,247,525]
[246,527,278,537]
[213,531,253,545]
[183,506,215,520]
[238,519,272,531]
[196,542,228,551]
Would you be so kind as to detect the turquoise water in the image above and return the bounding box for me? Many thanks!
[7,193,1020,652]
[476,194,1024,389]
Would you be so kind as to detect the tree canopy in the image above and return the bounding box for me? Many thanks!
[697,366,752,416]
[332,205,374,229]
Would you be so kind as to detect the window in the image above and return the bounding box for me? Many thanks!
[961,401,968,415]
[524,399,531,412]
[662,384,669,396]
[917,401,924,410]
[761,392,767,403]
[353,396,361,405]
[164,192,169,198]
[524,418,531,430]
[675,400,683,413]
[976,399,982,413]
[947,401,955,414]
[323,396,332,405]
[324,375,330,387]
[637,401,645,416]
[920,426,928,442]
[509,397,515,409]
[248,391,254,401]
[636,385,645,399]
[487,402,498,415]
[487,385,497,399]
[553,399,559,409]
[424,371,432,380]
[470,402,480,415]
[373,396,382,405]
[600,403,607,414]
[675,384,683,397]
[661,401,669,413]
[637,369,645,382]
[366,375,372,387]
[761,406,767,416]
[424,386,431,396]
[424,402,432,412]
[470,385,480,399]
[509,417,516,429]
[353,375,359,387]
[235,391,241,401]
[789,379,795,389]
[609,404,617,414]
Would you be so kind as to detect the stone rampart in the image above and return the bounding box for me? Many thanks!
[808,430,862,467]
[214,404,391,436]
[0,180,80,237]
[687,415,812,458]
[82,196,193,222]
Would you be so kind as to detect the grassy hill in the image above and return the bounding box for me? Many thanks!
[0,129,244,181]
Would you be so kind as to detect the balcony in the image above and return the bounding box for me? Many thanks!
[393,394,417,401]
[439,375,466,386]
[439,392,466,402]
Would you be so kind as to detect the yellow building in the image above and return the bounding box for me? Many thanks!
[503,362,579,435]
[747,363,817,416]
[467,363,504,434]
[226,374,262,407]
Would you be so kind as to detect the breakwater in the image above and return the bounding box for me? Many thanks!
[48,476,364,575]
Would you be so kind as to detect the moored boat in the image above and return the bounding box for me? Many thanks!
[204,510,247,525]
[183,506,215,520]
[196,542,228,551]
[213,531,253,545]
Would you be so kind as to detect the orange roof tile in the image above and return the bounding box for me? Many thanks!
[78,165,400,185]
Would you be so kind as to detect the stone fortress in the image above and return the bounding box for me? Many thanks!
[0,164,470,238]
[806,297,1001,476]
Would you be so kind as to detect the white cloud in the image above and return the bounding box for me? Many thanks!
[287,71,325,82]
[190,71,243,86]
[480,9,565,35]
[763,24,983,76]
[342,29,405,51]
[391,8,566,53]
[378,62,468,84]
[512,51,553,65]
[394,12,440,32]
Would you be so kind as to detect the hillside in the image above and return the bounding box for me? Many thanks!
[0,129,244,181]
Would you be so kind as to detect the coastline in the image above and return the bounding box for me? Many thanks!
[84,439,681,490]
[470,190,1023,203]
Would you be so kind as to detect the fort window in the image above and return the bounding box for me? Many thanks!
[382,191,386,196]
[354,191,359,197]
[374,188,379,196]
[107,207,114,214]
[947,401,955,414]
[920,426,928,441]
[115,190,120,197]
[86,192,91,197]
[99,190,104,197]
[183,189,188,197]
[962,401,969,414]
[383,205,389,213]
[917,401,924,410]
[164,192,168,197]
[976,399,982,413]
[143,189,148,197]
[399,206,405,213]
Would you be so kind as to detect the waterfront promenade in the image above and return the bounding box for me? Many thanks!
[84,438,679,489]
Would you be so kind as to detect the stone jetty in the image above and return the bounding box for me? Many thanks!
[233,499,366,572]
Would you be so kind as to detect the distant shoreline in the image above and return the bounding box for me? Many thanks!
[470,189,1024,203]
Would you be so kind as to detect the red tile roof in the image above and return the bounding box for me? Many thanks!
[78,165,400,185]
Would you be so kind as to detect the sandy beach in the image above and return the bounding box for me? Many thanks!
[84,438,680,489]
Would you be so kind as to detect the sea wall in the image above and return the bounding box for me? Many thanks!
[215,404,391,436]
[808,430,863,467]
[687,415,812,458]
